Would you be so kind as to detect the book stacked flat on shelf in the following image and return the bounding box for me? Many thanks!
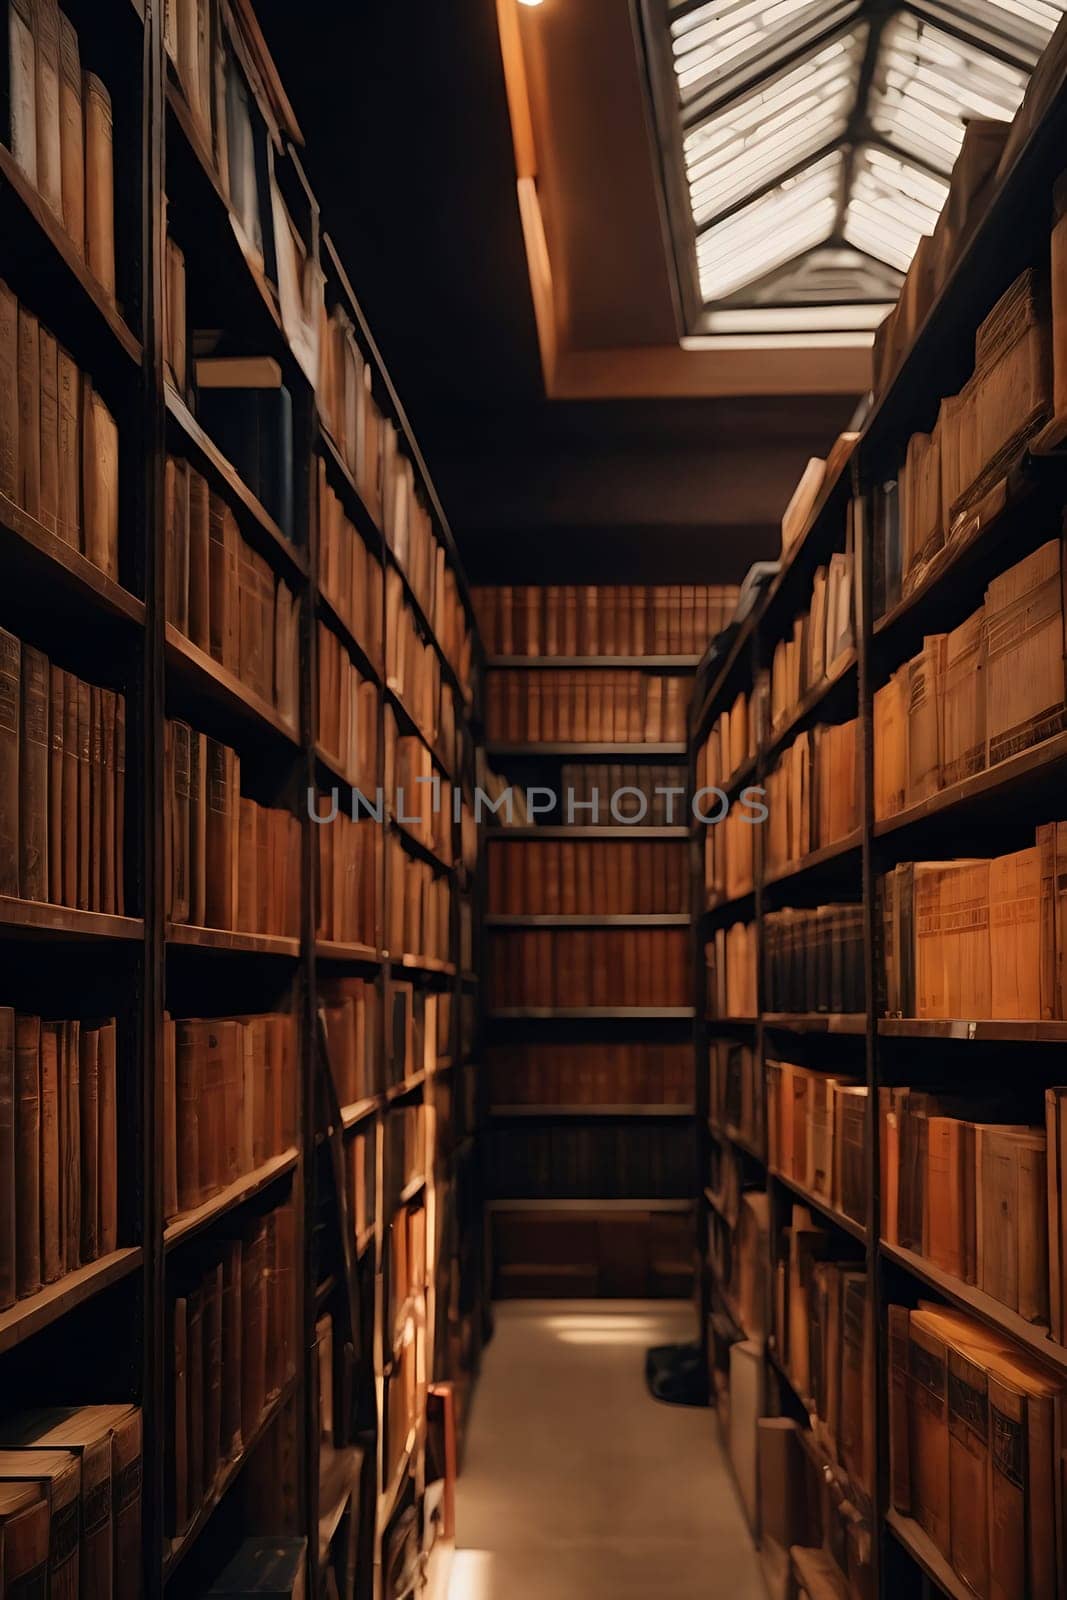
[164,723,300,937]
[489,928,689,1009]
[471,584,738,656]
[165,455,301,729]
[0,1009,118,1309]
[766,1062,866,1227]
[487,837,687,915]
[762,907,865,1014]
[0,631,125,912]
[485,670,688,744]
[0,278,119,574]
[488,1041,692,1106]
[161,1011,297,1222]
[5,0,117,299]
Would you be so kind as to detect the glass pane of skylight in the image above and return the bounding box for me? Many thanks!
[669,0,861,105]
[684,27,865,226]
[869,13,1031,173]
[916,0,1066,64]
[844,146,950,272]
[697,152,842,301]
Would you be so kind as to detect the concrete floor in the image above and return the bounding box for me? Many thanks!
[448,1300,765,1600]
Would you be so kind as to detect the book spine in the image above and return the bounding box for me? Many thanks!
[79,1023,99,1260]
[19,642,49,901]
[14,1012,41,1296]
[0,1009,14,1308]
[57,15,83,255]
[83,72,116,299]
[0,628,21,896]
[8,0,38,184]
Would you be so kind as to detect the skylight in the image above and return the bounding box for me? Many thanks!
[649,0,1065,340]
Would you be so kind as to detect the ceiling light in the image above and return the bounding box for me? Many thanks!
[517,0,544,7]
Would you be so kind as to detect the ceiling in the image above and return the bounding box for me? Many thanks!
[252,0,861,581]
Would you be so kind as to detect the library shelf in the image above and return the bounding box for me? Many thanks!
[164,386,309,583]
[761,828,864,891]
[487,655,702,669]
[315,590,383,686]
[765,1346,814,1419]
[0,898,144,943]
[705,1016,758,1029]
[165,923,301,958]
[312,744,361,792]
[385,550,469,705]
[762,1013,866,1035]
[399,1175,428,1206]
[484,913,690,928]
[487,825,690,840]
[880,1242,1067,1377]
[315,939,383,966]
[486,742,688,757]
[761,650,857,765]
[489,1006,696,1020]
[873,727,1067,838]
[384,686,455,781]
[164,625,301,747]
[315,427,381,546]
[0,1247,143,1356]
[390,817,454,876]
[487,1198,694,1214]
[491,1104,696,1119]
[163,1148,300,1252]
[340,1097,381,1131]
[770,1168,867,1244]
[709,1122,766,1165]
[703,887,757,919]
[878,1016,1067,1042]
[0,143,142,369]
[391,954,457,979]
[386,1072,428,1103]
[163,1371,301,1581]
[0,492,146,625]
[885,1512,974,1600]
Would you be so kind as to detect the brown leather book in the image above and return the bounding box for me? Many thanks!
[163,457,187,629]
[81,381,118,578]
[0,1485,48,1592]
[168,1294,188,1532]
[199,1020,226,1198]
[7,0,37,185]
[174,1020,201,1212]
[101,689,119,912]
[0,282,18,505]
[220,1239,243,1459]
[241,1220,267,1436]
[0,630,18,901]
[907,1310,950,1556]
[204,738,238,930]
[185,1283,204,1514]
[113,695,124,914]
[57,15,83,254]
[45,665,63,905]
[0,1447,79,1596]
[33,0,63,222]
[0,1010,14,1311]
[96,1019,116,1255]
[17,306,40,522]
[37,327,59,537]
[14,1013,41,1297]
[38,1018,60,1283]
[186,472,210,650]
[19,644,49,903]
[188,730,206,927]
[208,495,237,668]
[74,677,90,909]
[0,1406,113,1598]
[202,1263,223,1492]
[55,344,80,549]
[87,685,103,912]
[79,1021,98,1261]
[60,1019,79,1271]
[83,72,115,298]
[161,1016,176,1222]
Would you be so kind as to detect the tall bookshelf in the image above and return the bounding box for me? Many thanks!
[690,57,1067,1600]
[0,5,485,1598]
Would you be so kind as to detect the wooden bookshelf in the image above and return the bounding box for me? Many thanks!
[0,1248,144,1356]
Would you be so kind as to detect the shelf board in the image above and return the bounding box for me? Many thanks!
[490,1103,695,1119]
[874,728,1067,839]
[316,427,383,550]
[384,545,468,705]
[385,1072,427,1103]
[885,1512,974,1600]
[771,1168,867,1243]
[487,655,701,669]
[880,1242,1067,1377]
[488,1198,693,1213]
[312,744,362,791]
[0,1247,143,1355]
[390,816,454,876]
[166,923,300,957]
[762,650,857,764]
[164,1148,300,1252]
[487,825,690,840]
[315,590,383,685]
[0,898,143,943]
[0,142,142,368]
[165,386,308,582]
[705,1015,758,1029]
[398,1175,427,1206]
[708,1121,766,1165]
[164,1371,300,1581]
[485,913,690,928]
[762,1012,866,1035]
[703,888,756,918]
[487,742,687,757]
[390,954,457,978]
[340,1097,381,1131]
[383,685,455,781]
[879,1016,1067,1042]
[761,828,863,890]
[488,1006,695,1020]
[0,491,146,625]
[315,939,382,966]
[165,625,300,747]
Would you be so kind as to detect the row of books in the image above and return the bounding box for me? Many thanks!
[385,708,453,865]
[707,1134,743,1227]
[385,836,451,964]
[0,1403,141,1600]
[767,549,855,733]
[347,1126,375,1242]
[764,906,866,1016]
[168,1201,297,1537]
[487,1041,693,1108]
[873,538,1066,819]
[766,1061,867,1229]
[386,574,446,747]
[486,838,689,915]
[558,762,693,826]
[165,722,301,937]
[763,720,860,875]
[320,976,379,1108]
[486,1124,695,1200]
[317,299,383,519]
[709,1039,763,1154]
[194,358,296,546]
[316,811,375,947]
[699,689,756,793]
[484,671,689,745]
[488,928,689,1009]
[164,454,300,728]
[0,633,126,911]
[884,1086,1048,1324]
[704,805,755,903]
[705,922,758,1020]
[0,1009,117,1309]
[161,1011,297,1220]
[779,431,857,554]
[880,830,1067,1020]
[385,1101,425,1214]
[471,584,738,657]
[492,1209,692,1299]
[6,0,116,296]
[316,621,377,785]
[888,1301,1064,1600]
[317,458,383,663]
[0,282,119,575]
